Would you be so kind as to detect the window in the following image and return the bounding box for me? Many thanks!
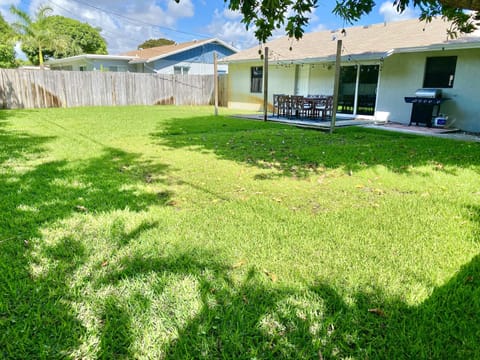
[423,56,457,88]
[250,66,263,93]
[79,66,86,72]
[174,66,190,75]
[108,66,118,72]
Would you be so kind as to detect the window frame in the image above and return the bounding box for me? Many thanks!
[250,66,263,93]
[174,66,190,75]
[423,56,457,89]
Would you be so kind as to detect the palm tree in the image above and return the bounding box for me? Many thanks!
[10,5,68,68]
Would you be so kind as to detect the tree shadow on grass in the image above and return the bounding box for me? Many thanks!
[0,126,172,358]
[92,238,480,359]
[98,296,134,360]
[151,116,480,178]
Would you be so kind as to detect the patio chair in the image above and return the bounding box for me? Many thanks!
[324,96,334,118]
[289,95,304,119]
[314,98,327,119]
[314,96,334,120]
[302,97,314,118]
[277,95,291,118]
[272,94,284,117]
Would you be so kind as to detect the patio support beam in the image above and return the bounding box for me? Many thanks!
[330,40,342,134]
[263,47,269,122]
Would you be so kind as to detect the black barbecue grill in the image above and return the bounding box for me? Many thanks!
[404,89,448,127]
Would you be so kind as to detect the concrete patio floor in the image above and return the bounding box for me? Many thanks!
[232,113,382,130]
[232,113,480,142]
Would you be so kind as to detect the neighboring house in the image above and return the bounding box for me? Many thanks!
[222,18,480,133]
[47,38,237,75]
[122,38,237,74]
[46,54,135,72]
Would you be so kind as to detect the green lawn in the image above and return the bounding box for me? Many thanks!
[0,105,479,359]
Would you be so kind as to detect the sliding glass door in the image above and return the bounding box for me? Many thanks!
[357,65,379,116]
[338,64,379,116]
[338,66,356,114]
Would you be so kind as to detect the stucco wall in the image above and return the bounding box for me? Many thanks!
[377,48,480,132]
[227,62,296,111]
[308,64,335,96]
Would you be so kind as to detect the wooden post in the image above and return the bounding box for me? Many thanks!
[214,52,218,116]
[330,39,342,134]
[263,46,269,122]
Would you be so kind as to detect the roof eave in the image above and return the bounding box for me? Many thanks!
[221,52,388,65]
[47,54,136,65]
[387,40,480,56]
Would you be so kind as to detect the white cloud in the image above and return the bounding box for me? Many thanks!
[379,1,416,23]
[167,0,193,18]
[0,0,20,23]
[25,0,196,54]
[205,6,312,50]
[311,23,327,33]
[206,8,258,50]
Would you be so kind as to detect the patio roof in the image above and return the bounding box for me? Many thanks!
[223,17,480,64]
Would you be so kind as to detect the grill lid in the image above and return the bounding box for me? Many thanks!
[414,88,442,98]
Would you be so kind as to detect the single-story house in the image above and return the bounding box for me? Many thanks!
[47,38,237,75]
[46,54,136,72]
[222,18,480,133]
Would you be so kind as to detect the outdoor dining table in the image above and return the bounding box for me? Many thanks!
[274,95,333,120]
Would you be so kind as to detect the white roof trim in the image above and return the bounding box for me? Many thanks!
[219,52,388,65]
[386,39,480,56]
[47,54,136,65]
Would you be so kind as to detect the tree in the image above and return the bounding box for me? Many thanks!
[10,5,68,67]
[0,13,17,68]
[137,38,175,49]
[38,16,107,59]
[173,0,480,43]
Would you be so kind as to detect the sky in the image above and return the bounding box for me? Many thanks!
[0,0,419,54]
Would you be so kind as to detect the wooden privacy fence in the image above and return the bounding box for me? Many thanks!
[0,69,228,109]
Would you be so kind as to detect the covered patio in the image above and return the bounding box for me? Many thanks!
[232,112,384,130]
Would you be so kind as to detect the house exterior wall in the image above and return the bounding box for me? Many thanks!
[50,59,130,72]
[227,46,480,132]
[149,42,235,75]
[377,48,480,132]
[294,64,310,95]
[308,64,335,95]
[227,62,296,111]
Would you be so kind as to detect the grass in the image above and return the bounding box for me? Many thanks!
[0,105,479,359]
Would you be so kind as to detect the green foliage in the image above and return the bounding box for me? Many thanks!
[0,13,17,68]
[0,106,479,358]
[0,13,13,42]
[0,44,17,68]
[38,16,108,58]
[10,6,106,66]
[10,5,67,67]
[137,38,175,49]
